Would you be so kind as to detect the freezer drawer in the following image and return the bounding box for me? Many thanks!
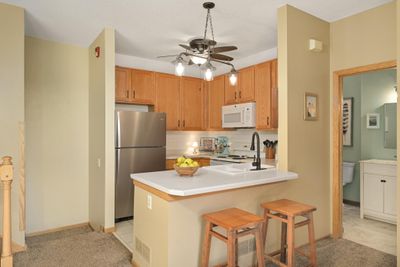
[115,147,166,219]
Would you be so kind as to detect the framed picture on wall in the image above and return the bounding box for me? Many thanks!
[343,98,353,146]
[304,92,318,121]
[366,113,380,129]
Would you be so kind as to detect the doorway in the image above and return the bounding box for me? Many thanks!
[332,60,397,240]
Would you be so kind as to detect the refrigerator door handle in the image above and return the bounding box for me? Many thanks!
[115,149,120,184]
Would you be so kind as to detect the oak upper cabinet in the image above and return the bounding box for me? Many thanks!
[255,61,272,129]
[270,59,278,128]
[238,66,255,102]
[180,77,204,130]
[208,76,225,130]
[115,67,131,103]
[155,73,181,130]
[131,69,156,105]
[224,66,255,104]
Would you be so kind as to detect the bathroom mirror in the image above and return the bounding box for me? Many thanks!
[384,103,397,149]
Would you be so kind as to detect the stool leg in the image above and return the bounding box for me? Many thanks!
[287,216,295,267]
[254,224,265,267]
[307,213,317,266]
[280,219,287,263]
[201,221,212,267]
[227,230,237,267]
[262,209,270,248]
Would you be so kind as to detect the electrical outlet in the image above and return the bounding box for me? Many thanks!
[147,194,152,210]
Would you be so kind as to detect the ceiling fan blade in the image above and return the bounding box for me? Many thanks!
[157,54,179,58]
[210,54,234,61]
[211,46,238,53]
[179,44,192,50]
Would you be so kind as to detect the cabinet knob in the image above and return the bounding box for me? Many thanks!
[380,179,386,183]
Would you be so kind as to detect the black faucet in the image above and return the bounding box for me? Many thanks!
[250,131,261,170]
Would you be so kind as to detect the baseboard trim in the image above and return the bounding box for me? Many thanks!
[343,199,360,207]
[26,222,90,237]
[12,241,27,253]
[103,226,116,233]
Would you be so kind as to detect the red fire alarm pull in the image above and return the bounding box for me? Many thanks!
[95,46,100,58]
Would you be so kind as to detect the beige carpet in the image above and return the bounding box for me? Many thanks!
[14,226,131,267]
[13,226,396,267]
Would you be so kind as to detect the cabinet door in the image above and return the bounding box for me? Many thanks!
[383,176,397,216]
[255,61,272,129]
[208,76,225,130]
[131,69,156,105]
[224,75,237,105]
[181,77,203,130]
[115,67,131,103]
[155,73,181,130]
[270,59,278,128]
[364,173,384,213]
[238,66,255,103]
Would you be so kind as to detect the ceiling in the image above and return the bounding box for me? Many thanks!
[2,0,392,61]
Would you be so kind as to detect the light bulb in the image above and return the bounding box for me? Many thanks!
[228,68,238,86]
[175,61,185,76]
[204,68,214,81]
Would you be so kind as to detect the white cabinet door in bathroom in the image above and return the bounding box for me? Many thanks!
[363,173,384,213]
[383,176,397,216]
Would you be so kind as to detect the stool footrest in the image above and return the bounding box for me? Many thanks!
[294,219,310,228]
[265,254,287,267]
[210,230,227,243]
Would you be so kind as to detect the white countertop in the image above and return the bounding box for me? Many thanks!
[131,164,297,196]
[166,153,277,165]
[359,159,397,165]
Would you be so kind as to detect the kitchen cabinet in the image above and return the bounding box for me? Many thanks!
[208,76,225,130]
[155,73,181,130]
[180,77,204,130]
[224,66,255,105]
[360,160,397,224]
[130,69,156,105]
[254,59,278,130]
[115,67,131,103]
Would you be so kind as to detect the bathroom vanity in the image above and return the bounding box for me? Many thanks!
[360,159,397,224]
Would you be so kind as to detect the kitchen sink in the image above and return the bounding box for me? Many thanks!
[205,162,275,175]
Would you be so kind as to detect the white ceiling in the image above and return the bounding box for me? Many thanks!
[2,0,392,61]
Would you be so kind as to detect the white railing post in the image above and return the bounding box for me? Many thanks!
[0,156,13,267]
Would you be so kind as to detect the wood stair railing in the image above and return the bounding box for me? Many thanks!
[0,156,13,267]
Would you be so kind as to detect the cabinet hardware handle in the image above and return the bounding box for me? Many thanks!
[234,92,237,99]
[267,117,270,125]
[126,90,129,98]
[239,91,241,98]
[133,90,136,98]
[183,120,185,127]
[381,179,386,183]
[178,120,180,127]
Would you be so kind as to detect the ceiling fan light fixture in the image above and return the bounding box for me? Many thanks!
[173,57,185,76]
[202,61,215,81]
[190,55,208,65]
[228,68,238,86]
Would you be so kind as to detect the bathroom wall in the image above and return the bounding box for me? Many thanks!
[343,68,397,202]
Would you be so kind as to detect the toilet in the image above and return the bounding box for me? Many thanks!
[343,162,356,186]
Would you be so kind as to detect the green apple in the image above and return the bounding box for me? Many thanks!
[192,161,199,167]
[177,156,186,164]
[184,158,193,165]
[180,163,189,167]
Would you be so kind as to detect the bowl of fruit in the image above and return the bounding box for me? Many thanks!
[174,156,200,177]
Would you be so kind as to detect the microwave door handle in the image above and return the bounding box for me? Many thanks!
[242,109,245,124]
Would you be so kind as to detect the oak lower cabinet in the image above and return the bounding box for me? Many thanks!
[360,160,397,224]
[155,74,204,130]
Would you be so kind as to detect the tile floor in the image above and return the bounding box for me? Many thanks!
[342,204,396,255]
[113,219,133,252]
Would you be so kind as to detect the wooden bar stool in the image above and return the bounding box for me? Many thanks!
[261,199,317,267]
[201,208,265,267]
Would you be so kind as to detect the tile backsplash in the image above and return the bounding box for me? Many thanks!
[167,129,278,156]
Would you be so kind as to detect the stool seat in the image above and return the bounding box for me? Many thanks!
[261,199,316,216]
[203,208,264,230]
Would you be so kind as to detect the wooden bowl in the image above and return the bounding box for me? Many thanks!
[174,164,199,177]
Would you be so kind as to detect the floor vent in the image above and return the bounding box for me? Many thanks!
[135,236,151,263]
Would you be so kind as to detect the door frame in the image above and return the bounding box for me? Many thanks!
[332,60,396,238]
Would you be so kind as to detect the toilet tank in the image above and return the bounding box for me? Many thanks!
[342,161,356,185]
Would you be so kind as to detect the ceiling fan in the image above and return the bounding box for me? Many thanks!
[158,2,239,85]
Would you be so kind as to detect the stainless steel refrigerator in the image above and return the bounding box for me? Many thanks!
[115,111,166,220]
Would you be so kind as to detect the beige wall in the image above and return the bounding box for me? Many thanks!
[0,3,25,245]
[25,37,89,233]
[277,2,331,236]
[396,0,399,263]
[89,28,115,230]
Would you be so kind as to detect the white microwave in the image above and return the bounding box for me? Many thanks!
[222,102,256,128]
